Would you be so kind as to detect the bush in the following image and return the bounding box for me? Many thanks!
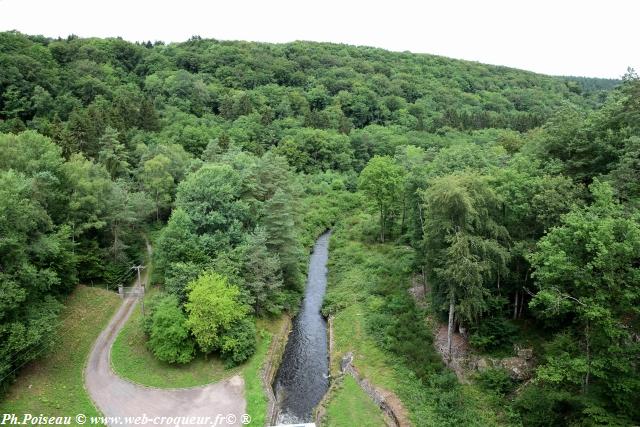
[469,316,518,353]
[185,272,250,353]
[365,293,442,380]
[146,295,195,364]
[476,368,514,395]
[219,318,257,367]
[514,384,580,427]
[321,292,348,317]
[141,293,166,335]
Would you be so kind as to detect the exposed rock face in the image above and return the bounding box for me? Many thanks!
[469,346,535,380]
[407,278,536,382]
[434,324,471,382]
[499,355,534,380]
[517,347,534,360]
[475,357,491,371]
[433,323,536,381]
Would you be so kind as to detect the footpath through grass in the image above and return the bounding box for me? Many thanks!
[0,285,120,419]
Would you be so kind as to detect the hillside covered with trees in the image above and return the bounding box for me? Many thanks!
[1,30,638,426]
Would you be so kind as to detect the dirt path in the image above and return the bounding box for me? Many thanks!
[84,245,246,427]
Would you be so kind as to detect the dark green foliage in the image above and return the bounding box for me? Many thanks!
[0,297,62,393]
[234,229,284,315]
[1,30,637,425]
[366,293,442,379]
[326,215,488,425]
[262,189,303,290]
[153,208,205,281]
[274,128,354,173]
[219,318,258,367]
[513,385,581,427]
[164,262,204,305]
[175,163,249,247]
[469,316,518,353]
[476,368,515,396]
[528,181,640,420]
[146,295,195,364]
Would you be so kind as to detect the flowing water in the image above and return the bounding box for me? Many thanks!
[273,231,331,424]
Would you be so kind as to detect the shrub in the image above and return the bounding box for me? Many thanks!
[476,368,514,395]
[321,292,348,317]
[164,261,204,304]
[365,293,442,380]
[146,295,195,364]
[142,293,166,335]
[469,316,518,353]
[513,384,580,427]
[185,272,250,353]
[219,318,257,367]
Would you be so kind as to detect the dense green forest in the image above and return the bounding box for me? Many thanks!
[1,30,638,426]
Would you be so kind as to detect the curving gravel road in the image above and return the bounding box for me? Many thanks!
[84,259,246,427]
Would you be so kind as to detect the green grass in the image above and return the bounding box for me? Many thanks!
[326,213,515,426]
[323,375,387,427]
[243,317,286,427]
[111,296,240,388]
[110,285,284,424]
[332,304,396,390]
[0,285,120,419]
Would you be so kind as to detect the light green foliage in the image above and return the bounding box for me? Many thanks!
[1,31,638,425]
[529,180,640,419]
[422,174,509,329]
[185,272,250,354]
[358,156,405,242]
[111,288,244,388]
[63,154,113,238]
[425,142,507,177]
[98,126,130,179]
[141,154,175,220]
[274,128,354,173]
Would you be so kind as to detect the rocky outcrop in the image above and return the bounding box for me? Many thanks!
[471,346,535,380]
[432,323,537,382]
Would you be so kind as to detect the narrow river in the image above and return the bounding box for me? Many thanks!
[273,231,331,424]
